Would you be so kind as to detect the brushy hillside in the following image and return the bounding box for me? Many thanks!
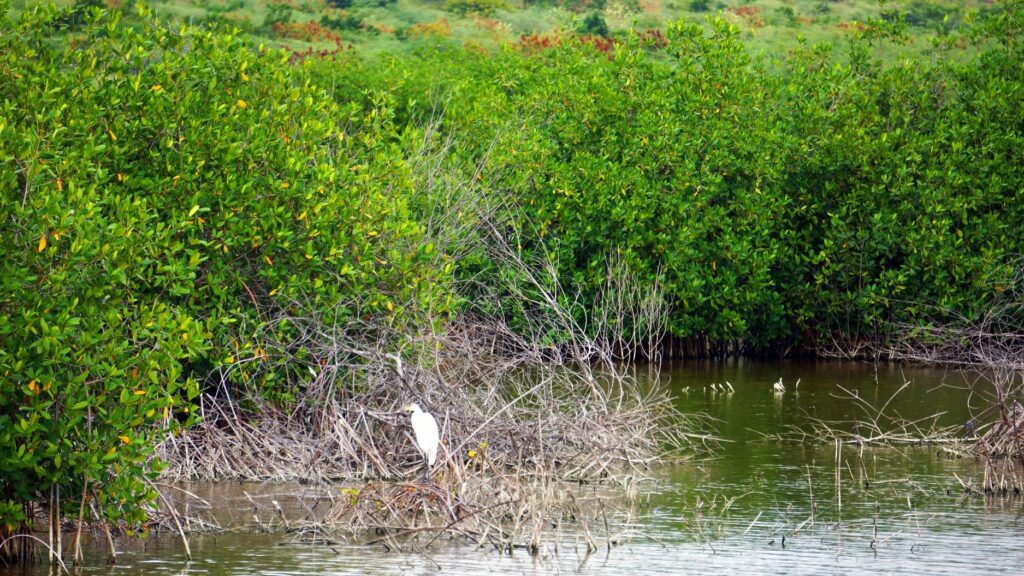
[12,0,996,59]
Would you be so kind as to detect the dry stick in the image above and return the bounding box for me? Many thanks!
[599,499,611,550]
[55,483,62,564]
[1011,402,1024,491]
[835,438,842,522]
[441,378,549,470]
[73,477,89,565]
[143,478,192,561]
[788,515,812,539]
[870,503,878,550]
[806,464,815,528]
[422,499,520,549]
[272,500,290,531]
[742,510,763,537]
[0,535,70,576]
[858,443,868,489]
[89,488,117,564]
[48,485,54,566]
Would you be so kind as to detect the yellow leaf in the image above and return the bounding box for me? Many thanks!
[150,84,162,92]
[56,178,63,191]
[134,389,146,396]
[28,380,38,393]
[188,205,200,217]
[264,255,273,266]
[237,99,247,109]
[280,182,290,189]
[386,301,393,312]
[163,406,169,419]
[108,129,117,141]
[241,73,249,82]
[37,234,47,252]
[116,172,125,182]
[368,231,378,237]
[118,435,131,445]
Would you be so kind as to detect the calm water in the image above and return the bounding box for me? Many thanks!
[6,361,1024,575]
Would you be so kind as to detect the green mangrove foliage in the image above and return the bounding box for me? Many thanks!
[0,3,448,543]
[323,5,1024,352]
[1,0,1023,558]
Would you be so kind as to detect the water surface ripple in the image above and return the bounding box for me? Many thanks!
[5,361,1023,575]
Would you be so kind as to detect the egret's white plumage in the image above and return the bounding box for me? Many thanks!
[403,403,439,467]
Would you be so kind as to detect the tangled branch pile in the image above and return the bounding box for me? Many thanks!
[157,317,698,480]
[847,269,1024,493]
[789,383,966,450]
[156,311,707,547]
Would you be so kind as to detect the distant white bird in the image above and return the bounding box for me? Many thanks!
[773,378,785,393]
[402,402,439,476]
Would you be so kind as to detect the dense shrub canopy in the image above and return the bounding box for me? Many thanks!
[1,0,1023,541]
[0,4,447,529]
[327,9,1024,351]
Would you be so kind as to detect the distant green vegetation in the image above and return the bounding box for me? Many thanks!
[6,0,996,59]
[321,5,1023,352]
[1,0,1022,563]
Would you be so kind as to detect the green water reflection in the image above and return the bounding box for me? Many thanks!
[4,361,1024,575]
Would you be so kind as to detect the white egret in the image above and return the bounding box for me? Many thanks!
[402,403,439,477]
[773,378,785,393]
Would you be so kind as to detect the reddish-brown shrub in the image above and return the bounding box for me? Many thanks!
[728,6,764,28]
[273,20,342,43]
[407,18,452,39]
